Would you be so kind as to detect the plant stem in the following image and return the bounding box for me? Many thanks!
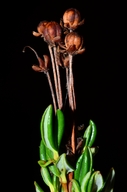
[48,45,60,109]
[69,54,76,111]
[46,71,57,113]
[53,46,63,109]
[61,183,68,192]
[68,54,74,110]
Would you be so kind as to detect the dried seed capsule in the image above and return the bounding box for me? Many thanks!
[64,32,84,55]
[63,8,84,30]
[43,21,62,46]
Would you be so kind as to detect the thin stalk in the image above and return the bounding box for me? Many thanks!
[48,45,60,109]
[68,54,76,156]
[46,71,57,113]
[23,45,57,112]
[22,46,39,58]
[63,67,69,109]
[68,54,74,110]
[53,46,63,109]
[69,54,76,111]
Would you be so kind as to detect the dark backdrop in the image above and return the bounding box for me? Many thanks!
[2,1,126,192]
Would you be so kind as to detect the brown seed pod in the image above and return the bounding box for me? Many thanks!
[63,8,84,30]
[43,21,62,46]
[65,32,84,54]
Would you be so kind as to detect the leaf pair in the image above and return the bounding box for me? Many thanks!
[40,105,65,160]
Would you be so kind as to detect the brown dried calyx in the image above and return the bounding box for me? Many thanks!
[32,55,50,72]
[23,46,50,72]
[33,20,49,37]
[62,8,84,31]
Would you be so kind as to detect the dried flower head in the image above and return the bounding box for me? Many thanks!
[62,8,84,31]
[23,46,50,72]
[32,54,50,72]
[43,21,62,46]
[64,32,85,55]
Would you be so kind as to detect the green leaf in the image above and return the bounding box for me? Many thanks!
[52,175,60,192]
[88,120,97,147]
[39,140,47,161]
[40,167,54,192]
[56,153,74,174]
[83,125,92,147]
[49,164,61,177]
[46,146,54,160]
[34,181,44,192]
[74,147,91,185]
[101,168,115,192]
[81,171,91,192]
[40,105,59,160]
[87,171,103,192]
[71,179,81,192]
[55,109,65,149]
[56,153,74,184]
[83,120,97,148]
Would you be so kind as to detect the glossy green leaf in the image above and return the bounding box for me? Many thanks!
[88,120,97,147]
[88,147,93,171]
[40,106,48,138]
[83,120,97,149]
[55,109,65,149]
[40,105,59,160]
[101,168,115,192]
[49,164,61,177]
[46,146,54,160]
[34,181,44,192]
[81,171,91,192]
[71,179,81,192]
[87,171,103,192]
[40,167,54,192]
[83,125,92,146]
[56,153,74,174]
[74,147,91,184]
[39,140,47,161]
[52,175,60,192]
[56,153,74,184]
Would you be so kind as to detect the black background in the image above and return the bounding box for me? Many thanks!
[2,1,126,192]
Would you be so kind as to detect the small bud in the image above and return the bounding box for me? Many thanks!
[63,8,84,30]
[65,32,84,54]
[43,21,62,46]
